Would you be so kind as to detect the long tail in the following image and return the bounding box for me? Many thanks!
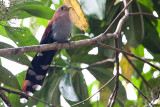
[20,49,57,103]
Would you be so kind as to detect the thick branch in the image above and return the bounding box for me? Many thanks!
[0,33,115,56]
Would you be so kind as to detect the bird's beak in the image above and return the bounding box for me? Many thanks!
[67,5,72,10]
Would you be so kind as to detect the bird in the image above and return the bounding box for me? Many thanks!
[20,5,73,103]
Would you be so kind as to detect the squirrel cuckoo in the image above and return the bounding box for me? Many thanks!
[20,5,73,103]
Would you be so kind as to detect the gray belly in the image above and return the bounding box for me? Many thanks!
[51,22,73,42]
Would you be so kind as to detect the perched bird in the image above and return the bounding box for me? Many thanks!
[20,5,73,103]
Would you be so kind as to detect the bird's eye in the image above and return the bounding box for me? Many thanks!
[61,7,63,10]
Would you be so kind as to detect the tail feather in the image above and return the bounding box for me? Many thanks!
[20,50,57,101]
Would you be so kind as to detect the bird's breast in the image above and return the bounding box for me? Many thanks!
[51,21,73,42]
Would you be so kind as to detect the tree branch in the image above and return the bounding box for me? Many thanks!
[123,53,152,89]
[0,90,13,107]
[88,58,115,68]
[130,12,160,19]
[97,42,160,71]
[0,86,55,107]
[0,33,115,56]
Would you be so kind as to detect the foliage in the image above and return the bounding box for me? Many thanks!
[0,0,160,107]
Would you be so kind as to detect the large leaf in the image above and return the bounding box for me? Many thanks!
[59,71,80,102]
[5,27,39,47]
[5,27,39,57]
[71,70,91,106]
[9,1,54,20]
[0,66,21,90]
[43,67,64,106]
[137,0,153,11]
[122,0,144,47]
[36,17,48,27]
[105,1,123,25]
[0,42,30,66]
[142,17,160,53]
[120,44,133,82]
[88,67,127,105]
[7,71,26,107]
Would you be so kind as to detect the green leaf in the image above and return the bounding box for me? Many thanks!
[43,67,64,106]
[59,71,80,102]
[36,17,48,27]
[88,67,127,105]
[41,0,52,7]
[105,1,123,25]
[91,100,104,107]
[125,100,137,107]
[131,45,144,75]
[137,0,153,11]
[142,17,160,53]
[71,70,91,106]
[7,71,26,107]
[122,0,144,47]
[105,0,116,17]
[0,42,30,66]
[88,80,99,97]
[72,71,89,99]
[0,25,8,37]
[29,17,40,35]
[0,66,21,90]
[139,3,158,25]
[9,1,54,20]
[5,27,39,47]
[0,98,5,107]
[5,27,39,57]
[8,92,25,107]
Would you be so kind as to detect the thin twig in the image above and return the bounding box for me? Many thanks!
[97,42,160,71]
[120,74,152,104]
[88,58,115,67]
[0,86,55,107]
[130,12,160,19]
[71,76,116,107]
[123,53,152,90]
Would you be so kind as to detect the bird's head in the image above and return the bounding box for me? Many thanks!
[53,5,72,21]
